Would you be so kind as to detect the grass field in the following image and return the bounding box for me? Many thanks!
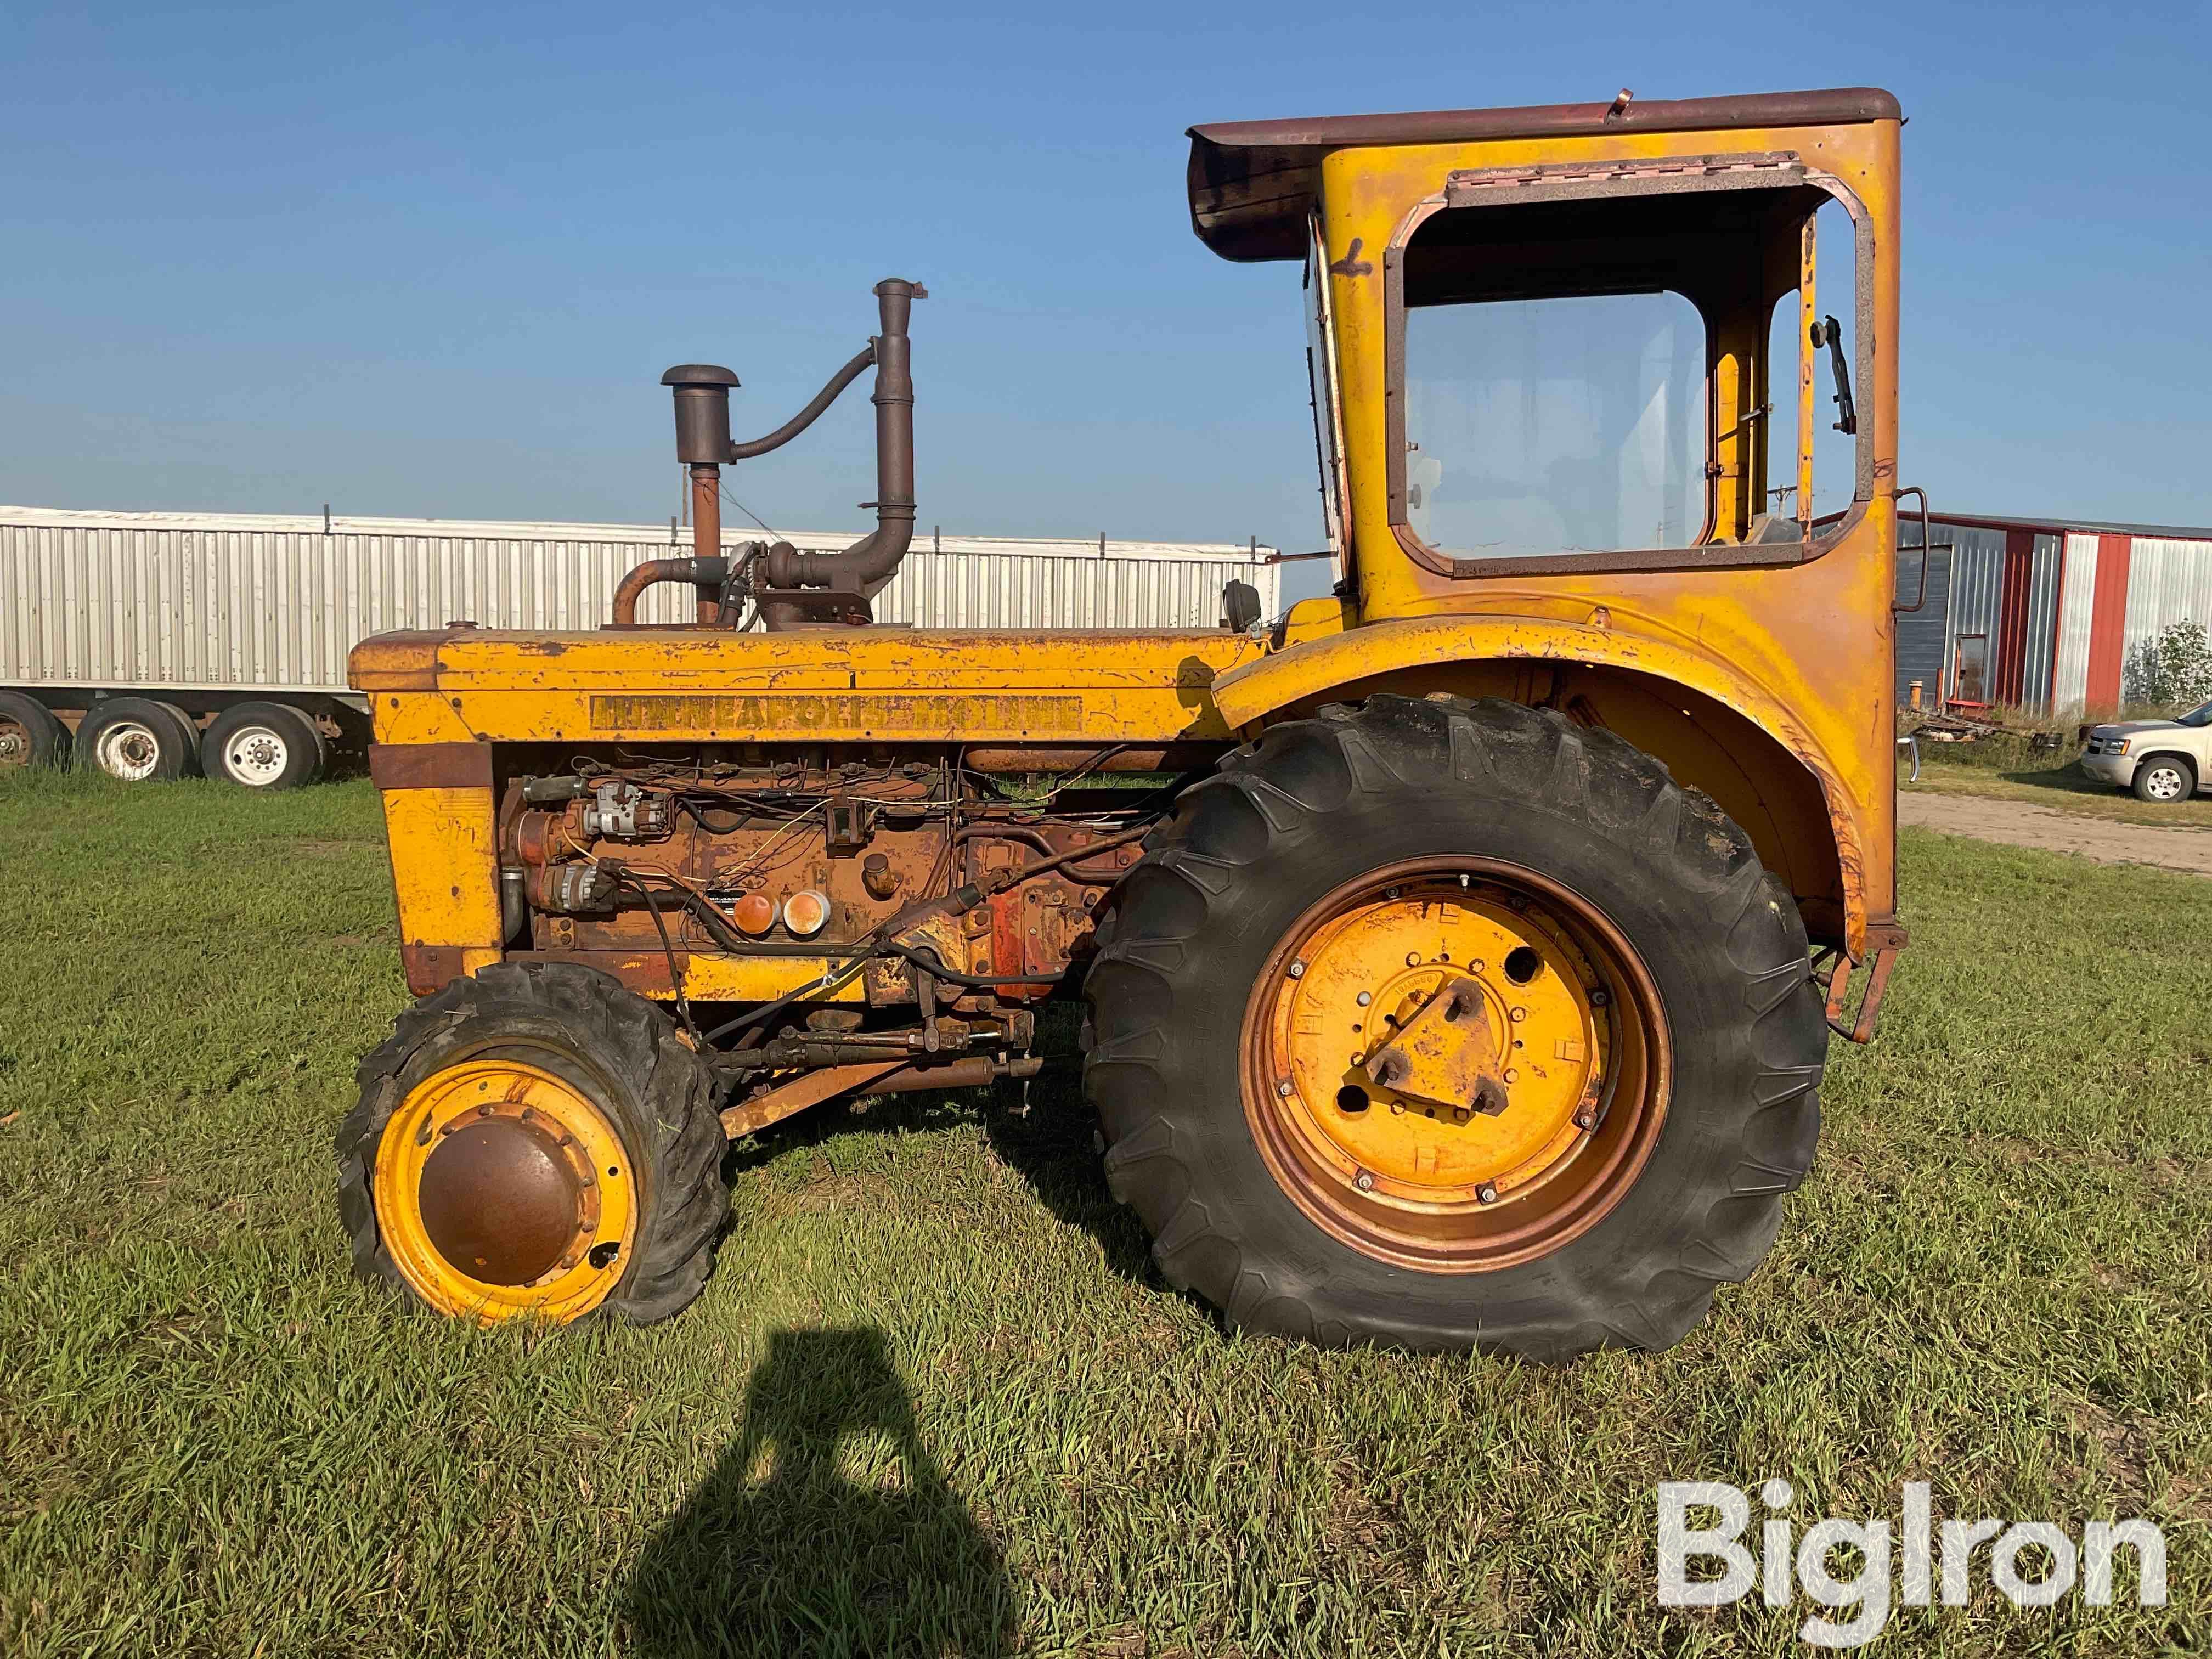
[1908,758,2212,828]
[2,770,2208,1656]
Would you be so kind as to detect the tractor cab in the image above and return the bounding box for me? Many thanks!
[1187,87,1898,603]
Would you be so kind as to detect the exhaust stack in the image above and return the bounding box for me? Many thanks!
[648,277,926,631]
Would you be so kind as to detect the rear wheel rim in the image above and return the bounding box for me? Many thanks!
[223,723,291,785]
[1240,856,1670,1273]
[0,716,28,767]
[373,1059,636,1321]
[94,720,164,780]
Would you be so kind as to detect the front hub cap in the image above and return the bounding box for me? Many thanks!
[373,1060,634,1321]
[1242,858,1669,1272]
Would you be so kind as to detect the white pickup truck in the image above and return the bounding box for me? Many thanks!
[2080,700,2212,803]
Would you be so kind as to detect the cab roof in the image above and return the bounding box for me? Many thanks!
[1185,86,1901,262]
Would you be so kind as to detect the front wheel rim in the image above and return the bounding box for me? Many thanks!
[2147,767,2185,800]
[372,1059,636,1322]
[0,717,28,766]
[1240,856,1671,1273]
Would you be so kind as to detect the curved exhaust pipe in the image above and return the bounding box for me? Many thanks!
[651,278,924,632]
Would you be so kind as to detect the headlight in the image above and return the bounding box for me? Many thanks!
[2109,738,2130,755]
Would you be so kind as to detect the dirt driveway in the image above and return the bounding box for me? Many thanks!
[1900,791,2212,877]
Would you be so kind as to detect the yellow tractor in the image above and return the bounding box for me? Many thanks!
[341,86,1911,1357]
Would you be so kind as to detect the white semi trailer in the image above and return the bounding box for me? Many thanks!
[0,505,1279,786]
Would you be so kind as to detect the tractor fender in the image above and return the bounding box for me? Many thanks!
[1210,611,1875,956]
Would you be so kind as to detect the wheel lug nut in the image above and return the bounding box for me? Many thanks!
[1509,1008,1526,1023]
[1276,1079,1293,1098]
[1504,1069,1519,1082]
[1405,951,1421,967]
[1477,1182,1499,1205]
[1590,989,1610,1007]
[1356,991,1372,1007]
[1287,960,1305,979]
[1354,1169,1375,1192]
[1385,887,1400,900]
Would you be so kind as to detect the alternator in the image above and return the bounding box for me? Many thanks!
[529,862,618,913]
[580,782,672,842]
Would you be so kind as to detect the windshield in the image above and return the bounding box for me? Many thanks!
[2179,700,2212,728]
[1402,290,1706,559]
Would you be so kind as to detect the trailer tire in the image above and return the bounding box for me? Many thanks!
[1084,695,1827,1361]
[0,691,70,770]
[74,697,202,782]
[202,701,326,789]
[337,962,728,1326]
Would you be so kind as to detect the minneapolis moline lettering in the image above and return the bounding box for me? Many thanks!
[589,693,1088,735]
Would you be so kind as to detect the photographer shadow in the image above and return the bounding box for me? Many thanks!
[624,1327,1017,1657]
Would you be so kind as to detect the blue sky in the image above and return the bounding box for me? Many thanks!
[5,1,2208,606]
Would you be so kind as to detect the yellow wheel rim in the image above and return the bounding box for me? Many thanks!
[372,1059,636,1322]
[1241,857,1670,1272]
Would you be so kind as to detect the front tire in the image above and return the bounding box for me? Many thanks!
[1083,696,1827,1361]
[2131,756,2195,804]
[337,962,727,1325]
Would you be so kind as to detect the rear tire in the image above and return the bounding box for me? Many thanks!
[1084,695,1827,1361]
[2131,755,2195,803]
[337,962,728,1325]
[73,697,201,782]
[0,691,69,770]
[202,701,326,788]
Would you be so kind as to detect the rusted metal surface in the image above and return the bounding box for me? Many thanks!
[368,740,493,791]
[960,743,1221,773]
[1822,921,1907,1043]
[349,633,449,692]
[1361,977,1510,1120]
[689,471,722,619]
[1186,88,1901,261]
[1240,856,1669,1271]
[0,708,33,768]
[608,557,731,628]
[720,1053,1041,1139]
[526,947,687,994]
[398,945,467,995]
[416,1114,586,1286]
[488,748,1152,1019]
